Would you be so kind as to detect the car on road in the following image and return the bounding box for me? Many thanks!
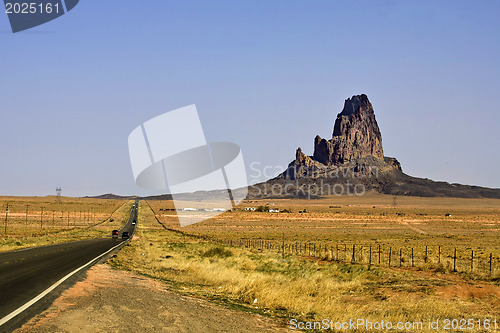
[122,231,130,240]
[112,230,119,239]
[132,219,136,225]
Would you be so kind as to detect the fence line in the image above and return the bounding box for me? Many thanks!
[211,237,498,277]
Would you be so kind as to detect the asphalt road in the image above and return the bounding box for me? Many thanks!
[0,200,138,332]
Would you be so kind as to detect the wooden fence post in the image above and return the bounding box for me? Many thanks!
[389,247,392,267]
[453,248,457,272]
[490,253,493,274]
[351,244,355,263]
[470,250,474,272]
[369,246,372,266]
[282,233,285,259]
[378,244,381,264]
[399,248,402,267]
[411,248,414,267]
[438,246,441,264]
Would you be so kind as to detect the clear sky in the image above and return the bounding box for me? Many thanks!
[1,0,499,197]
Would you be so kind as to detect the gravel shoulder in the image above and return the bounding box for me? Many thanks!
[14,264,292,333]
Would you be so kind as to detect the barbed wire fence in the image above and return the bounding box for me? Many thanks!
[212,237,499,278]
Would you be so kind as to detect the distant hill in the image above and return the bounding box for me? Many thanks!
[84,193,137,200]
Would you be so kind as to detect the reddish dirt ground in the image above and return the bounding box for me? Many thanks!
[14,264,291,333]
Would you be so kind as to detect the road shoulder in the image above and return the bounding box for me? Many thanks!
[14,263,291,333]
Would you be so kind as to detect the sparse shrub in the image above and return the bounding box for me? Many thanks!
[255,205,269,212]
[434,263,446,273]
[202,246,233,258]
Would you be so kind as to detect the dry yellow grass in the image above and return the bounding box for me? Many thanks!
[146,192,500,276]
[0,196,133,252]
[111,200,500,333]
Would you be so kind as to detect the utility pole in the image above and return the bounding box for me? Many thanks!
[4,202,9,235]
[25,204,30,227]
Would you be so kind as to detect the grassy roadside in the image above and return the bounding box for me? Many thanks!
[109,201,500,332]
[148,194,500,271]
[0,200,133,252]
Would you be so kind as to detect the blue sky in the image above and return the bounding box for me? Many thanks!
[1,0,499,196]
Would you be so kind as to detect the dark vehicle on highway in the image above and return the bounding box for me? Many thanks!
[132,219,136,225]
[112,230,119,239]
[122,231,130,240]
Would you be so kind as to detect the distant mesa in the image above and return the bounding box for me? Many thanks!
[249,94,500,199]
[85,193,138,200]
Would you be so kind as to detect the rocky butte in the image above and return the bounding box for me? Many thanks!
[314,94,384,165]
[248,94,500,199]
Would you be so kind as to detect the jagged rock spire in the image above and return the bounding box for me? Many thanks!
[313,94,384,165]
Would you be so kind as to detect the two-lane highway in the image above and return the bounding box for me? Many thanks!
[0,200,138,332]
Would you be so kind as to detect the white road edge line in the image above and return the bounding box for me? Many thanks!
[0,241,125,327]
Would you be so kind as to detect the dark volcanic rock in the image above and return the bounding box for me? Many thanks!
[295,147,308,165]
[312,135,334,165]
[284,147,323,180]
[289,94,395,179]
[383,157,402,172]
[313,94,384,165]
[257,93,500,199]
